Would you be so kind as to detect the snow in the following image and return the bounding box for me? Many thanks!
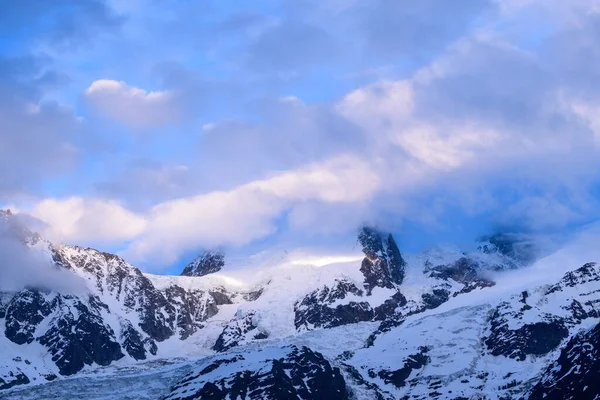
[3,221,600,398]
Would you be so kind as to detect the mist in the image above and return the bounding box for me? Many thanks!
[0,218,88,295]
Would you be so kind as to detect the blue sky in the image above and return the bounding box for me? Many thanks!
[2,0,600,274]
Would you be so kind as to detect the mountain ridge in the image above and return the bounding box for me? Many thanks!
[1,213,600,399]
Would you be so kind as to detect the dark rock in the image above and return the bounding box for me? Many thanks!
[359,226,386,259]
[386,234,407,285]
[294,279,374,330]
[359,227,393,294]
[144,338,158,356]
[358,226,406,293]
[477,233,536,266]
[5,289,53,345]
[545,262,600,295]
[37,295,124,376]
[375,346,430,388]
[165,345,348,400]
[210,290,233,305]
[360,257,394,294]
[429,257,494,290]
[60,247,178,343]
[0,370,30,390]
[484,308,569,361]
[529,321,600,400]
[422,288,451,310]
[244,288,264,302]
[163,285,227,340]
[119,320,147,360]
[254,332,269,340]
[374,291,407,321]
[181,251,225,277]
[135,275,176,342]
[213,311,260,352]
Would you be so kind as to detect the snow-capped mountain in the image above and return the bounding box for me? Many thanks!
[181,251,225,277]
[1,211,600,399]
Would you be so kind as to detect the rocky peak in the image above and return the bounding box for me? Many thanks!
[181,251,225,277]
[477,232,537,266]
[358,226,406,293]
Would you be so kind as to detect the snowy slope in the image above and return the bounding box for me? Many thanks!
[2,214,600,399]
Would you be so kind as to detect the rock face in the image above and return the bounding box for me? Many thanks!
[529,321,600,400]
[36,295,125,376]
[358,226,407,293]
[5,209,600,400]
[477,232,537,267]
[213,311,268,353]
[4,290,124,376]
[164,345,348,400]
[294,279,371,330]
[373,346,431,389]
[181,251,225,277]
[0,212,243,389]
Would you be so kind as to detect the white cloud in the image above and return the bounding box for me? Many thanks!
[0,218,88,294]
[123,154,380,267]
[84,79,181,128]
[23,155,380,268]
[30,197,147,244]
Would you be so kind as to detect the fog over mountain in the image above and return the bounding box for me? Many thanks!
[2,0,600,399]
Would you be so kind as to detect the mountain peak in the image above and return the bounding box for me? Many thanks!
[477,232,537,266]
[181,250,225,277]
[358,226,407,291]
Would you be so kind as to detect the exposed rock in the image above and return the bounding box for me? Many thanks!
[165,345,348,400]
[421,288,451,310]
[484,308,569,361]
[545,262,600,294]
[477,233,537,267]
[243,288,264,302]
[37,294,124,376]
[59,247,177,342]
[0,369,29,391]
[529,321,600,400]
[386,234,407,285]
[119,320,148,361]
[181,251,225,277]
[374,291,407,321]
[373,346,430,389]
[359,226,406,293]
[294,279,375,330]
[5,289,53,345]
[213,311,265,352]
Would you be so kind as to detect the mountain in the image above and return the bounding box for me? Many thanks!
[181,251,225,277]
[1,215,600,399]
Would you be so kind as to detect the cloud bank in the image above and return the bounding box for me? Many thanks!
[4,0,600,272]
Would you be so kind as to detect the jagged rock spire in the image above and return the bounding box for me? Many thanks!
[358,226,406,294]
[386,234,406,285]
[181,251,225,277]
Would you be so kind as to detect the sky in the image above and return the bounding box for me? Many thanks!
[2,0,600,274]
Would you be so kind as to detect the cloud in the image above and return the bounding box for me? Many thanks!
[23,155,378,268]
[0,57,82,200]
[124,154,379,267]
[29,197,147,244]
[96,95,367,199]
[95,160,191,208]
[0,217,87,294]
[7,0,600,271]
[84,79,182,128]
